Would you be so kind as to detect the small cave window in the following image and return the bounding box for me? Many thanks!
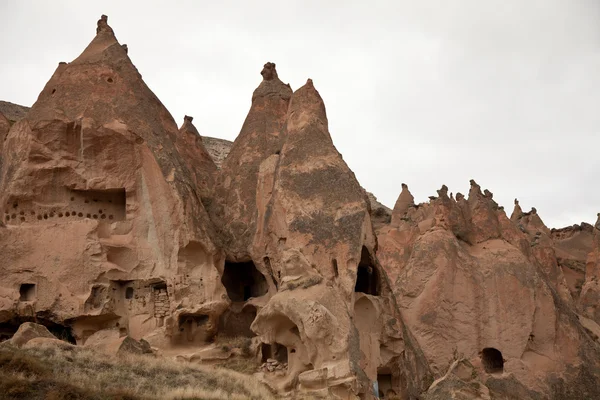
[221,260,268,302]
[332,259,339,278]
[261,342,288,363]
[125,287,134,299]
[178,314,210,343]
[19,284,36,301]
[377,369,393,398]
[481,347,504,373]
[354,246,380,296]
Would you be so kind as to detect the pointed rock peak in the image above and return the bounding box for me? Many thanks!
[531,207,537,215]
[287,79,328,127]
[260,62,278,81]
[484,189,493,199]
[179,115,201,139]
[467,179,485,202]
[253,62,292,101]
[391,183,415,224]
[437,185,449,199]
[511,199,523,221]
[595,213,600,230]
[96,14,114,35]
[122,44,128,54]
[456,192,465,201]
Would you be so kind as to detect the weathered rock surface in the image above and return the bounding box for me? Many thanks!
[209,62,293,261]
[202,136,233,169]
[0,101,29,124]
[0,15,227,355]
[378,182,600,399]
[175,115,217,199]
[10,322,57,348]
[1,13,600,400]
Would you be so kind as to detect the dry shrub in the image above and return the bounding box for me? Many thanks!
[0,340,275,400]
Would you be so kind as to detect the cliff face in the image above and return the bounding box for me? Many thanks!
[378,183,600,399]
[0,15,226,351]
[1,14,599,400]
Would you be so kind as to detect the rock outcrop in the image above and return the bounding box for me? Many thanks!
[378,181,600,399]
[0,15,227,354]
[209,62,293,261]
[1,13,600,400]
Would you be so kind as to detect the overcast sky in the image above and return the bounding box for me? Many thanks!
[1,1,599,228]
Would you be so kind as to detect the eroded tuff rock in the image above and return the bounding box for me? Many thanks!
[0,15,228,352]
[1,13,600,400]
[209,61,293,261]
[248,79,431,397]
[378,181,600,399]
[175,115,217,199]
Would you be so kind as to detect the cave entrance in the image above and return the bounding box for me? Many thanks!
[377,368,393,398]
[0,317,76,344]
[261,342,288,363]
[221,260,268,302]
[218,304,257,338]
[354,246,380,296]
[19,283,36,301]
[481,347,504,373]
[178,314,210,344]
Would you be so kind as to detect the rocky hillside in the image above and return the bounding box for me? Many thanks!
[1,14,599,400]
[0,101,29,124]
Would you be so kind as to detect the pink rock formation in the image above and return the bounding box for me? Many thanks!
[249,79,430,397]
[175,115,217,199]
[1,14,600,400]
[0,15,227,351]
[378,182,600,399]
[209,62,292,261]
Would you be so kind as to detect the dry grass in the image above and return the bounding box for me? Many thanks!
[0,340,276,400]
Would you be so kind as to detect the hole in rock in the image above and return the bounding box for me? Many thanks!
[218,305,257,338]
[0,317,76,344]
[69,189,126,221]
[481,347,504,373]
[261,342,288,363]
[332,259,339,278]
[125,287,134,299]
[377,369,393,398]
[177,314,211,344]
[19,284,36,301]
[354,246,380,296]
[107,77,113,83]
[221,260,268,302]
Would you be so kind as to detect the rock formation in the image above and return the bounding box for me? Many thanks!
[378,182,600,399]
[1,14,600,400]
[0,14,227,354]
[175,115,217,199]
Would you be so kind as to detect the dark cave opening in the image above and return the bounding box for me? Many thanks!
[261,342,288,363]
[221,260,268,302]
[19,283,36,301]
[482,347,504,373]
[354,246,380,296]
[0,317,76,344]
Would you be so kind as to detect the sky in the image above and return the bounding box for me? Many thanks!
[1,1,599,228]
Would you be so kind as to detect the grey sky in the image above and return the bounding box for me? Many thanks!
[1,1,599,228]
